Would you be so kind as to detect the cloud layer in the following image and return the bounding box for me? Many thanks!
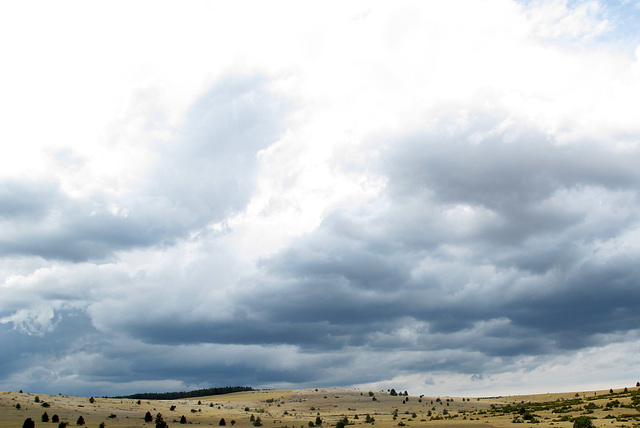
[1,0,640,397]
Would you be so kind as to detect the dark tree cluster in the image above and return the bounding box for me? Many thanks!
[116,386,254,400]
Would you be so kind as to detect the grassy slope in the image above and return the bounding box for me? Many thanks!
[1,386,639,428]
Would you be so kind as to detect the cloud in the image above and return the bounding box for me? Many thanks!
[0,75,287,262]
[1,0,640,398]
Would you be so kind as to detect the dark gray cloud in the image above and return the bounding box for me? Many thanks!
[3,112,639,396]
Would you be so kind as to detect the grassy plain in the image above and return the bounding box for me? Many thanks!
[2,386,639,428]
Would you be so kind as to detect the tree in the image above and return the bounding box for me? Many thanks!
[169,406,176,412]
[219,418,226,426]
[89,397,95,404]
[315,416,322,426]
[16,404,21,409]
[250,415,255,422]
[179,416,187,424]
[335,417,348,428]
[253,417,262,427]
[52,415,60,423]
[145,412,153,423]
[573,416,594,428]
[42,412,50,422]
[58,423,68,428]
[23,418,35,428]
[76,416,85,426]
[99,423,105,428]
[390,389,397,396]
[155,413,168,428]
[35,396,41,403]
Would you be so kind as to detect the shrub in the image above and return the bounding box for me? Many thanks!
[23,418,36,428]
[155,413,168,428]
[573,416,594,428]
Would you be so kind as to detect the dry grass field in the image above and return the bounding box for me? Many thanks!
[2,386,639,428]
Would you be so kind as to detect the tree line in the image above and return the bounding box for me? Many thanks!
[114,386,254,400]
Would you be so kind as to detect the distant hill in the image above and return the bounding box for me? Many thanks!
[113,385,254,400]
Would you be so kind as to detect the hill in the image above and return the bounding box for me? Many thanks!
[1,385,639,428]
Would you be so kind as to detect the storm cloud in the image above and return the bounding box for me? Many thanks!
[1,0,640,398]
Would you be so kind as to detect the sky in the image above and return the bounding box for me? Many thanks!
[1,0,640,398]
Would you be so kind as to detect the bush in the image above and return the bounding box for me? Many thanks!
[155,413,168,428]
[23,418,36,428]
[335,417,348,428]
[573,416,594,428]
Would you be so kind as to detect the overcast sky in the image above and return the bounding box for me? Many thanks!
[2,0,640,398]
